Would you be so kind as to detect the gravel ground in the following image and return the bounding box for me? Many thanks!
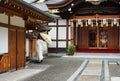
[109,61,120,77]
[24,56,83,81]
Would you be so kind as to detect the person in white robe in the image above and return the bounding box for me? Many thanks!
[35,35,44,62]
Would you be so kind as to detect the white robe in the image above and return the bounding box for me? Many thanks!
[26,39,29,57]
[35,39,44,61]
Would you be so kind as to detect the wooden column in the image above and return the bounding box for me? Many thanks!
[56,19,58,53]
[9,28,17,70]
[96,26,99,47]
[73,20,76,45]
[16,29,25,69]
[70,20,74,44]
[66,19,69,48]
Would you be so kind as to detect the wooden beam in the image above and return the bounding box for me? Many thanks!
[47,0,73,9]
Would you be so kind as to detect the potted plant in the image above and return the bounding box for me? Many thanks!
[67,44,76,55]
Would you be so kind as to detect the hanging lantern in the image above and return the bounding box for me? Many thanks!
[113,18,117,25]
[85,21,88,27]
[96,21,98,27]
[101,21,103,27]
[70,20,74,27]
[111,21,114,27]
[88,19,92,25]
[117,21,119,27]
[81,22,83,27]
[78,19,81,25]
[106,20,108,27]
[76,20,78,27]
[103,19,106,24]
[91,22,93,27]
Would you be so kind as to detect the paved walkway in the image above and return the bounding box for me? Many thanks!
[0,56,83,81]
[109,61,120,81]
[77,60,102,81]
[63,53,120,81]
[0,53,120,81]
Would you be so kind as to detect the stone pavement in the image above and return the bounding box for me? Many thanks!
[0,53,120,81]
[77,60,102,81]
[0,55,83,81]
[63,53,120,81]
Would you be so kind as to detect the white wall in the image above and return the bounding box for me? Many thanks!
[68,26,71,40]
[0,27,8,54]
[58,41,66,48]
[48,41,56,47]
[0,13,8,24]
[49,27,56,39]
[58,19,66,25]
[10,16,25,27]
[58,27,66,39]
[48,19,71,48]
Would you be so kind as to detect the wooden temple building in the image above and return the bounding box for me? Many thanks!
[0,0,120,73]
[47,0,120,53]
[0,0,54,73]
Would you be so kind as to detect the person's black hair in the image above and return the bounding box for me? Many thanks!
[37,35,40,39]
[37,34,42,39]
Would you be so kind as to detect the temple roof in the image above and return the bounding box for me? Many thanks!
[15,0,54,19]
[0,0,55,22]
[23,0,120,19]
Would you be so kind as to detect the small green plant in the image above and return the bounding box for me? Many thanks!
[67,44,76,55]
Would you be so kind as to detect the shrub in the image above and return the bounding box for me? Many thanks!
[67,44,76,55]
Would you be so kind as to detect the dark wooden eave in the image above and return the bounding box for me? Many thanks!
[36,23,51,31]
[26,22,51,32]
[47,0,73,9]
[0,0,54,22]
[72,1,120,16]
[57,0,120,19]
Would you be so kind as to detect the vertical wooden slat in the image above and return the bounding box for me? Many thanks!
[78,27,88,49]
[71,21,74,44]
[108,27,119,49]
[56,19,58,53]
[29,39,37,58]
[29,39,32,57]
[9,28,17,70]
[66,19,69,48]
[17,29,25,69]
[73,20,76,45]
[97,26,99,47]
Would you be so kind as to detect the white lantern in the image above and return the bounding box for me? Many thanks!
[101,22,103,27]
[81,22,83,27]
[88,19,92,25]
[103,19,106,24]
[111,21,114,27]
[78,19,81,25]
[113,18,117,24]
[85,21,88,27]
[117,21,119,27]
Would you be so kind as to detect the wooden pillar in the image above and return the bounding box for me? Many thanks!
[70,20,74,44]
[97,26,99,47]
[56,19,58,53]
[66,19,69,48]
[119,26,120,50]
[73,20,76,45]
